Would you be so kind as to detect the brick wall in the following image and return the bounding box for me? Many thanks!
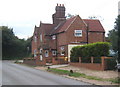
[88,32,105,43]
[69,63,104,71]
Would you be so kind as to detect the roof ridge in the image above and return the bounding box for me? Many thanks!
[64,16,77,31]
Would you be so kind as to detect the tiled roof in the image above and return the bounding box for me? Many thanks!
[38,16,105,36]
[83,19,105,32]
[40,23,54,35]
[50,16,77,35]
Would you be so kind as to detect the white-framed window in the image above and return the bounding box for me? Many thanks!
[60,46,65,56]
[40,48,42,54]
[45,50,49,57]
[61,51,65,56]
[40,55,43,61]
[60,46,64,50]
[52,35,56,40]
[52,50,56,56]
[34,49,37,57]
[74,30,82,37]
[40,34,42,42]
[34,36,37,42]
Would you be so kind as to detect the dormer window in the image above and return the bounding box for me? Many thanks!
[52,35,56,40]
[74,30,82,37]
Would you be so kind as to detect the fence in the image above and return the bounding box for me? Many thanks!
[69,56,112,71]
[52,57,68,65]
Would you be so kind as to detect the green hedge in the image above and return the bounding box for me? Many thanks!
[93,57,101,63]
[70,42,110,62]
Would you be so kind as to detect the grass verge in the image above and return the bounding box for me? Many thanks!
[48,68,120,84]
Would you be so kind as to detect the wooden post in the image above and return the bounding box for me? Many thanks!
[79,57,81,63]
[91,57,94,63]
[101,56,105,71]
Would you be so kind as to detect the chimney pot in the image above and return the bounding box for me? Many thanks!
[57,3,58,6]
[60,4,61,6]
[62,4,64,6]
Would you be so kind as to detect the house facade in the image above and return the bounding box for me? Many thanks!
[31,4,105,64]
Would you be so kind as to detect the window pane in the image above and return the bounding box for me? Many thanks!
[74,30,82,37]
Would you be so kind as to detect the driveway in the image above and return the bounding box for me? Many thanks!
[2,61,92,85]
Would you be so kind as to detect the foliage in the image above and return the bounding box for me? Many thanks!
[66,13,75,18]
[48,68,119,84]
[108,15,119,52]
[70,42,110,62]
[108,15,120,63]
[108,29,118,52]
[105,58,117,70]
[93,57,101,63]
[1,26,32,60]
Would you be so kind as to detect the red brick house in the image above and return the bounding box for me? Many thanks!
[31,4,105,64]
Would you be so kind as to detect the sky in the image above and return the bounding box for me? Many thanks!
[0,0,119,39]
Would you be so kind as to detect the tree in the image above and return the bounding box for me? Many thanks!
[117,15,120,63]
[1,26,31,60]
[108,16,119,52]
[66,13,74,18]
[108,15,120,63]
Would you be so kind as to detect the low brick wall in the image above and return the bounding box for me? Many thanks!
[52,58,68,65]
[36,58,46,66]
[69,63,104,71]
[23,58,46,66]
[23,58,36,66]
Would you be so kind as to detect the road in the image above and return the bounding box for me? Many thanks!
[2,61,92,86]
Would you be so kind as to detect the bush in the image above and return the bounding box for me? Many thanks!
[105,58,117,70]
[70,42,110,62]
[93,57,101,63]
[81,57,91,63]
[70,46,81,62]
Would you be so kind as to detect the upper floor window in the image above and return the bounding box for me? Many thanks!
[52,35,56,40]
[74,30,82,37]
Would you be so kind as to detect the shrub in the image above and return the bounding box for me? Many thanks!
[81,57,91,63]
[93,57,101,63]
[70,42,110,62]
[70,46,81,62]
[105,58,117,70]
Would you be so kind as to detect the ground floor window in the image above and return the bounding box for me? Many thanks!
[34,49,37,57]
[40,55,43,61]
[61,51,65,56]
[52,50,56,56]
[45,50,49,57]
[40,48,42,54]
[60,46,65,56]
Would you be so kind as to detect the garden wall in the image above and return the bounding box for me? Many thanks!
[69,63,104,71]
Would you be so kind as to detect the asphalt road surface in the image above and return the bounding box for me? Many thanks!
[2,61,92,86]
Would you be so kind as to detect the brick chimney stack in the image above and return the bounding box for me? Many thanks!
[52,4,66,24]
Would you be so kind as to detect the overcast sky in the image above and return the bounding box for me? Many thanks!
[0,0,119,39]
